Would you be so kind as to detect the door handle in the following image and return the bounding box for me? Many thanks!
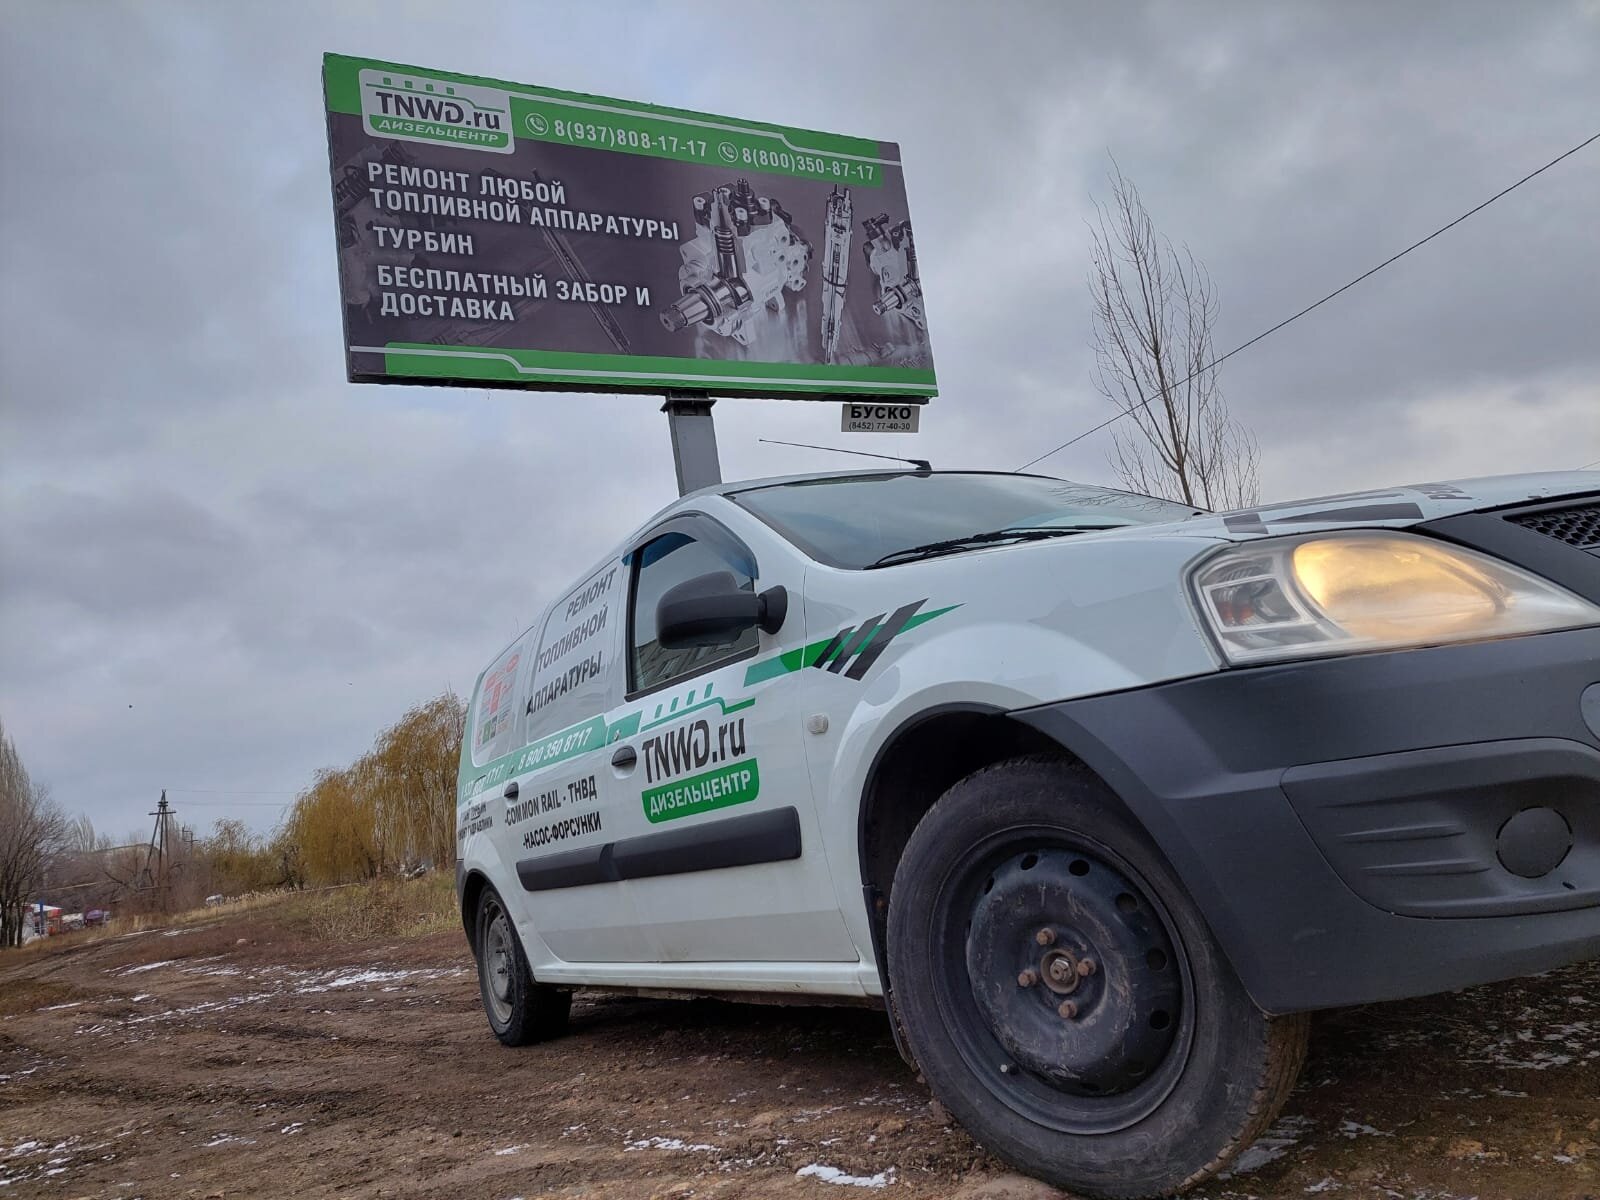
[611,744,638,770]
[503,781,519,799]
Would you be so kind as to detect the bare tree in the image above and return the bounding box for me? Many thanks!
[1088,164,1259,511]
[64,813,98,854]
[0,716,68,948]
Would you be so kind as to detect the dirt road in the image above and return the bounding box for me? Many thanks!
[1,910,1596,1199]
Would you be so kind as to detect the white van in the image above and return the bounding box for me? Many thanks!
[457,468,1600,1198]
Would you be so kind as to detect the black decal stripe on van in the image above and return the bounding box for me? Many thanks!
[1272,502,1425,523]
[810,630,851,672]
[516,806,802,892]
[825,615,885,673]
[845,599,926,680]
[1223,512,1270,534]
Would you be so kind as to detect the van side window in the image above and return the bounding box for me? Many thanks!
[630,529,758,694]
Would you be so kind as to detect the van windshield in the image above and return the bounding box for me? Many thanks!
[729,472,1198,569]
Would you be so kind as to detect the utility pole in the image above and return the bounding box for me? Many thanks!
[140,791,178,912]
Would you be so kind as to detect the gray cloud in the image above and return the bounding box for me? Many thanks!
[1,0,1596,837]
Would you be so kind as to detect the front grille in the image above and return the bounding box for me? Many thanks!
[1508,502,1600,551]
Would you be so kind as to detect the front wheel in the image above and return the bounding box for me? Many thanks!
[887,756,1308,1199]
[475,886,571,1047]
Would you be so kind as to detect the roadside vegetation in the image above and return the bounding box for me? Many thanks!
[8,870,458,969]
[2,692,464,949]
[279,692,464,886]
[0,715,67,947]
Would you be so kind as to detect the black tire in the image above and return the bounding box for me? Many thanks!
[887,756,1308,1199]
[474,886,571,1047]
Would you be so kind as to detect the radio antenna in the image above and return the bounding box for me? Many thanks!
[759,438,931,472]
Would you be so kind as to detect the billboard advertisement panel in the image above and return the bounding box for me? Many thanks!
[323,54,936,400]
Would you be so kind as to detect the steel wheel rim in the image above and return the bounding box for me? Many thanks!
[928,823,1196,1135]
[483,907,516,1026]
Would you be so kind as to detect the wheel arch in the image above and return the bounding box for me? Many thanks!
[858,709,1134,963]
[459,866,493,952]
[857,702,1205,1068]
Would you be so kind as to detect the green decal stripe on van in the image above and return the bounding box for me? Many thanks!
[743,603,960,686]
[462,602,956,804]
[639,694,755,732]
[460,709,644,802]
[643,760,761,823]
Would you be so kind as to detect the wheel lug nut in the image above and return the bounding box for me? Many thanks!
[1035,928,1056,946]
[1017,969,1038,988]
[1077,958,1096,977]
[1057,1000,1079,1020]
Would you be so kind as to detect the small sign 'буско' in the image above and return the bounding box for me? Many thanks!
[841,402,920,433]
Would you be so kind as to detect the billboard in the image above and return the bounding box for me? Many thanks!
[322,54,936,400]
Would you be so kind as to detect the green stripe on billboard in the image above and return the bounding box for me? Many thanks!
[371,344,935,396]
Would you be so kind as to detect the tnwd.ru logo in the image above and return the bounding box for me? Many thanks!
[359,69,513,154]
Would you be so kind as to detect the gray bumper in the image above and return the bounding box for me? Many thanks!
[1014,626,1600,1013]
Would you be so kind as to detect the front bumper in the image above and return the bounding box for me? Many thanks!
[1014,626,1600,1014]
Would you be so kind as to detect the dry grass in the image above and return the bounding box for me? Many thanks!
[0,977,80,1016]
[2,872,459,965]
[276,872,456,943]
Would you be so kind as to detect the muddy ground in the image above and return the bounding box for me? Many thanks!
[1,910,1596,1200]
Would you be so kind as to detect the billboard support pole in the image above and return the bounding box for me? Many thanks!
[663,395,721,497]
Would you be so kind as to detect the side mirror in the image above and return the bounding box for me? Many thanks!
[656,572,788,649]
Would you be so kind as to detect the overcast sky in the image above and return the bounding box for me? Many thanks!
[2,0,1597,841]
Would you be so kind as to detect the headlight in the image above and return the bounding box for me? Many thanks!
[1191,531,1599,665]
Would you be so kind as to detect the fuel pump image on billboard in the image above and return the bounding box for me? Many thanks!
[322,54,936,400]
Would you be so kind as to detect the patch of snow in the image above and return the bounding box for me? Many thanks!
[38,1001,83,1011]
[796,1163,894,1189]
[1305,1178,1339,1193]
[292,966,456,994]
[280,1122,304,1135]
[129,994,151,1003]
[493,1144,527,1156]
[1218,1114,1315,1178]
[201,1134,255,1148]
[79,990,279,1034]
[627,1136,719,1153]
[1337,1119,1391,1139]
[118,960,178,975]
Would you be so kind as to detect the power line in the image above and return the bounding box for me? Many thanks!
[169,799,295,809]
[1016,130,1600,473]
[161,787,301,796]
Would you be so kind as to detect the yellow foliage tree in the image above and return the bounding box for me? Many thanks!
[279,692,464,887]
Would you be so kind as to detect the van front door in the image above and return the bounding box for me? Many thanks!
[604,515,857,966]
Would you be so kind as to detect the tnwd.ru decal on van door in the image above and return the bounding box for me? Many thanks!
[640,714,759,823]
